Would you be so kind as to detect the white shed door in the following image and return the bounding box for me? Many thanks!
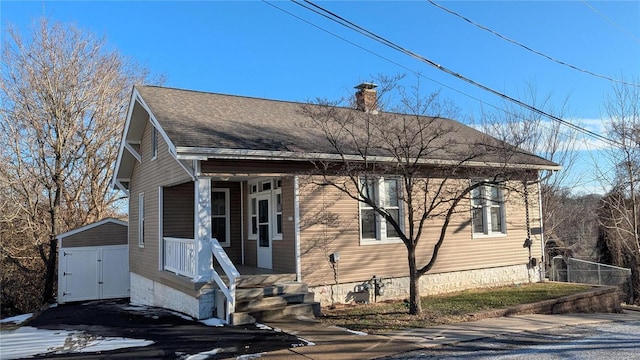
[100,247,130,299]
[60,248,100,302]
[59,245,129,303]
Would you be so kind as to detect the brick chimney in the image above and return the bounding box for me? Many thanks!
[355,83,378,112]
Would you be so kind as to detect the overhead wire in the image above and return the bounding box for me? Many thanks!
[580,0,640,44]
[291,0,622,148]
[262,0,617,153]
[426,0,640,87]
[262,0,509,114]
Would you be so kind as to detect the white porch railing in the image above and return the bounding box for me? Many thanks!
[163,237,239,323]
[210,238,240,323]
[164,237,196,278]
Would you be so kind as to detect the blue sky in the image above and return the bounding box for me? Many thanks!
[2,1,639,192]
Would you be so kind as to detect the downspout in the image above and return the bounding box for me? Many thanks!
[537,177,546,281]
[294,176,302,282]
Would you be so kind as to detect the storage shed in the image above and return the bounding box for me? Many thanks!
[57,218,129,304]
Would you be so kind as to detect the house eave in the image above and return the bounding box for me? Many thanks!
[175,146,562,171]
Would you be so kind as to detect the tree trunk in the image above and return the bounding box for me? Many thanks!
[408,247,422,315]
[42,236,57,302]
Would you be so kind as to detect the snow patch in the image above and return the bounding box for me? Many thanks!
[237,353,265,359]
[0,313,32,325]
[199,317,225,327]
[184,348,221,359]
[331,326,368,336]
[0,326,153,360]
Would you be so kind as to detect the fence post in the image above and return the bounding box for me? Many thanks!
[598,263,602,285]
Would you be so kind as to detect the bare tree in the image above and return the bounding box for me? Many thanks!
[597,77,640,303]
[301,75,538,315]
[0,18,154,314]
[478,84,585,261]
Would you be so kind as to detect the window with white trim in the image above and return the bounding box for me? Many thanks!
[211,188,230,247]
[138,193,145,247]
[151,126,158,160]
[471,182,506,236]
[359,177,403,243]
[273,179,283,239]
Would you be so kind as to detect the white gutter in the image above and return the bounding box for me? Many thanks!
[175,146,562,171]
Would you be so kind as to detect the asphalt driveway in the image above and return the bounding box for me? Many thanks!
[8,299,304,359]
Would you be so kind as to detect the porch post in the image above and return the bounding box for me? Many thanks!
[194,176,213,282]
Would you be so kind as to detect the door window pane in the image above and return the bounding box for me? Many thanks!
[259,225,269,247]
[259,199,268,223]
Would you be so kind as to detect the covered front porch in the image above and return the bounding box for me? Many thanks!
[158,175,311,323]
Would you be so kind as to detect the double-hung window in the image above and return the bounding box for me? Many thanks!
[359,177,403,244]
[138,193,145,247]
[211,188,230,246]
[471,182,505,236]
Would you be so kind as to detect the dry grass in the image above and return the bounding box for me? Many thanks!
[319,282,592,333]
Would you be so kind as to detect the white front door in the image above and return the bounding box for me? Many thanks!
[256,194,272,269]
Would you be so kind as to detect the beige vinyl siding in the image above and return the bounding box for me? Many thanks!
[162,182,194,239]
[298,176,542,287]
[129,118,193,289]
[61,222,128,248]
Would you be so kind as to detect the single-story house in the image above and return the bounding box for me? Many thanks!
[112,84,559,324]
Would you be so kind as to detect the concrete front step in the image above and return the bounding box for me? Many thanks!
[221,273,297,288]
[231,301,321,325]
[236,281,309,301]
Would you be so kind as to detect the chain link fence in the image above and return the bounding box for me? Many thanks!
[550,256,632,302]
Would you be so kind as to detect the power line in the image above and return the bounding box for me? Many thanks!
[291,0,621,148]
[262,1,505,113]
[263,0,611,153]
[426,0,640,87]
[581,0,640,44]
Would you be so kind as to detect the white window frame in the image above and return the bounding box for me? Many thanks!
[151,126,158,160]
[247,178,283,241]
[211,188,231,247]
[471,181,507,238]
[359,176,404,245]
[273,180,283,240]
[138,193,145,247]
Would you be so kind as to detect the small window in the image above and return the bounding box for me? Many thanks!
[138,193,145,247]
[211,189,230,246]
[274,190,283,239]
[261,181,272,192]
[359,177,403,244]
[151,126,158,159]
[471,182,506,237]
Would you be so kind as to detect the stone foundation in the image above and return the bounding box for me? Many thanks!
[310,264,542,306]
[130,272,215,319]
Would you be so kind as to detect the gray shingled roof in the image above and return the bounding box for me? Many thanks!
[135,86,558,168]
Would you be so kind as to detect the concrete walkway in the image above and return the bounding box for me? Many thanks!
[260,310,640,359]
